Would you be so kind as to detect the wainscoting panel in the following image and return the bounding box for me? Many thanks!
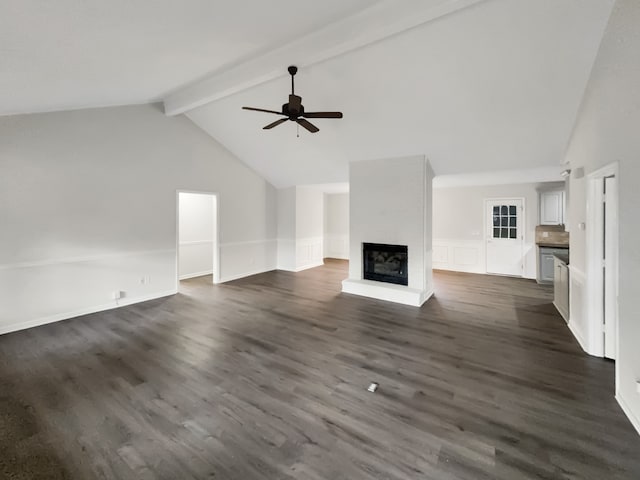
[432,239,485,274]
[296,236,324,271]
[0,249,177,335]
[218,239,277,283]
[324,233,349,260]
[179,240,213,280]
[0,239,280,335]
[453,246,479,266]
[277,238,297,272]
[432,245,448,264]
[568,266,590,354]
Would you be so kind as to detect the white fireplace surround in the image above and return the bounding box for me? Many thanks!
[342,155,434,306]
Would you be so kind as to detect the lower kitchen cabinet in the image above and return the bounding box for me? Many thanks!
[553,256,570,321]
[538,246,568,283]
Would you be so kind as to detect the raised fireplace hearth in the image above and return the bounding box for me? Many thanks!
[363,243,408,286]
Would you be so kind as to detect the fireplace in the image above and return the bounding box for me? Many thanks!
[363,243,408,286]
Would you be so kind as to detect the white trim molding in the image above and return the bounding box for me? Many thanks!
[179,270,214,281]
[584,162,619,358]
[324,233,349,260]
[179,240,214,247]
[0,248,174,271]
[218,267,275,284]
[617,394,640,437]
[433,238,485,274]
[218,238,278,283]
[0,289,177,336]
[0,249,178,336]
[567,265,592,354]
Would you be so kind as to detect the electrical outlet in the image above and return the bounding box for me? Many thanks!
[542,231,549,238]
[636,381,640,395]
[111,290,123,300]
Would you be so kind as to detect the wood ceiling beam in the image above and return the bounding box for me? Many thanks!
[162,0,487,116]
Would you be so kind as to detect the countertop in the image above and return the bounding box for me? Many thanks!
[553,252,569,265]
[537,243,569,248]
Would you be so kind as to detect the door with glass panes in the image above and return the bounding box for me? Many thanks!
[486,199,524,276]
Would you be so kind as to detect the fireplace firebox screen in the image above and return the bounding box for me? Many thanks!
[362,243,408,286]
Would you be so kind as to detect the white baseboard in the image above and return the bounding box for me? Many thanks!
[179,270,213,280]
[218,267,276,283]
[294,260,324,272]
[566,320,590,354]
[276,265,296,272]
[277,261,324,273]
[617,393,640,437]
[552,300,569,322]
[0,289,177,336]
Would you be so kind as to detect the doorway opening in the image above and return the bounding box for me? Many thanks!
[176,191,219,289]
[485,198,525,277]
[586,163,619,363]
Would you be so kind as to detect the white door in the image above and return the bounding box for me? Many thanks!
[603,176,618,360]
[486,199,524,276]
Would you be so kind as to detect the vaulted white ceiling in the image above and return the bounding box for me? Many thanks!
[0,0,372,115]
[2,0,614,188]
[185,0,614,187]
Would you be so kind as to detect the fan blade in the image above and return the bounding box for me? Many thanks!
[288,95,302,113]
[301,111,343,119]
[263,118,288,130]
[296,118,319,133]
[242,106,284,115]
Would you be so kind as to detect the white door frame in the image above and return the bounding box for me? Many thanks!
[484,197,525,277]
[585,162,619,368]
[176,190,221,289]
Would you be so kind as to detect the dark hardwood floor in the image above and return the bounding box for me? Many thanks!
[1,259,639,479]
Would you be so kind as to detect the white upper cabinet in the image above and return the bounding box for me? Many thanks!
[540,190,565,225]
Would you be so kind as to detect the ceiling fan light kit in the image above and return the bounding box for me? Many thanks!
[242,65,343,133]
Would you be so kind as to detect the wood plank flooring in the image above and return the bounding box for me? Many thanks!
[1,259,639,479]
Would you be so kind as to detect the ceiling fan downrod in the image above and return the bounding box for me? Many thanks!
[288,65,297,95]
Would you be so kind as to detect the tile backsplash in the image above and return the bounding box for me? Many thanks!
[536,225,569,246]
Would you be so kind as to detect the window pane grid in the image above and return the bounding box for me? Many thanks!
[492,204,518,239]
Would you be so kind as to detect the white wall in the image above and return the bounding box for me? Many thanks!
[295,186,324,271]
[344,156,434,306]
[323,193,349,259]
[276,187,297,271]
[178,192,215,280]
[276,186,324,271]
[562,0,640,433]
[0,104,277,334]
[432,183,541,279]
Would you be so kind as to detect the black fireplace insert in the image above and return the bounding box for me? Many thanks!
[363,243,408,286]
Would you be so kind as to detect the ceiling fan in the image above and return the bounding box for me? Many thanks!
[242,66,343,133]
